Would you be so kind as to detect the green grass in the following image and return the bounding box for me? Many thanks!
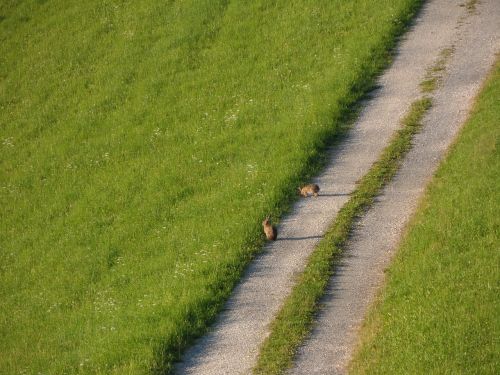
[349,60,500,374]
[0,1,422,373]
[254,97,432,374]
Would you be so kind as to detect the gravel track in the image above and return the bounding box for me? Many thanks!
[176,1,499,373]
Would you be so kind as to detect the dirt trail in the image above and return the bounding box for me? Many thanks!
[176,1,499,374]
[290,1,500,374]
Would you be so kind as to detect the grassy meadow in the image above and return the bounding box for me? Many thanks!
[349,60,500,374]
[1,0,421,373]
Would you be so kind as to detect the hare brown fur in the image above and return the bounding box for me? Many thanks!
[262,216,278,241]
[299,183,320,197]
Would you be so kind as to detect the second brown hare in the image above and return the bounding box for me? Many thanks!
[262,216,278,241]
[299,183,320,198]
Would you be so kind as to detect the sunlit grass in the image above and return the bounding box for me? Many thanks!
[1,0,421,373]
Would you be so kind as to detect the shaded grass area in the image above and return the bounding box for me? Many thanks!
[1,0,422,373]
[349,60,500,374]
[254,97,432,374]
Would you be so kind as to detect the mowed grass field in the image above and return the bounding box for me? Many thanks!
[1,0,421,373]
[349,60,500,374]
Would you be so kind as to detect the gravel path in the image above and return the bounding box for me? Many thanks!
[175,1,499,374]
[290,1,500,374]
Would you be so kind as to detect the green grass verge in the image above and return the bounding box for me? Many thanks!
[254,97,432,374]
[0,1,422,373]
[348,59,500,375]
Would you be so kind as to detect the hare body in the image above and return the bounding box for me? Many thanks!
[262,217,278,241]
[299,183,320,197]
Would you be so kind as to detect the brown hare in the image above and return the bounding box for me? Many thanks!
[262,216,278,241]
[298,183,320,197]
